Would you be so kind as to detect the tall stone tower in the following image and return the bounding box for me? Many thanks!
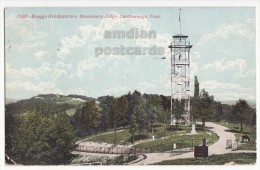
[168,33,192,125]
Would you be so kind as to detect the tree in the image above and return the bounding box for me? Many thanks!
[147,94,163,134]
[222,104,234,122]
[116,96,129,127]
[5,111,15,156]
[199,89,215,129]
[160,95,171,112]
[251,108,256,125]
[214,102,223,121]
[98,95,114,130]
[128,90,146,137]
[232,99,252,132]
[108,97,127,145]
[173,99,185,131]
[191,76,200,122]
[10,111,76,165]
[129,115,138,144]
[48,112,76,164]
[194,76,200,98]
[135,99,146,137]
[80,101,100,135]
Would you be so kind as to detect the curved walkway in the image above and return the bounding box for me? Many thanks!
[130,122,236,165]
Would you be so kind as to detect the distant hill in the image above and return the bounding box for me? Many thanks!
[221,99,256,108]
[5,94,95,117]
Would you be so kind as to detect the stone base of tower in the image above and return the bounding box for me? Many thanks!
[171,114,190,126]
[183,114,190,126]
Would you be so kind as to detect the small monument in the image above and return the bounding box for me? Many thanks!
[190,124,197,135]
[152,136,155,141]
[173,143,176,150]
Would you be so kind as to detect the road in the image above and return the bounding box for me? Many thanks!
[130,122,236,165]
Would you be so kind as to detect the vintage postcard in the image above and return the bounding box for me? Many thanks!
[2,0,259,168]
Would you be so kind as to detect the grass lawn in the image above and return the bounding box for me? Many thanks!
[152,153,256,165]
[84,123,219,151]
[216,121,256,150]
[134,125,218,152]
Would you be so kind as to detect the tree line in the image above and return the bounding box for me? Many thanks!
[71,91,171,144]
[72,76,256,141]
[191,76,256,132]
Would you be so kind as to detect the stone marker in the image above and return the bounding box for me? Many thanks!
[226,121,228,126]
[190,124,197,134]
[173,143,176,150]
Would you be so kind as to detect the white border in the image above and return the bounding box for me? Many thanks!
[0,1,259,170]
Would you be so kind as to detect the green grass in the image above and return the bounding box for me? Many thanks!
[86,129,133,145]
[216,121,256,150]
[152,153,256,165]
[84,123,219,151]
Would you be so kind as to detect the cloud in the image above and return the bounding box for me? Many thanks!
[5,15,47,51]
[199,22,255,45]
[58,11,170,59]
[135,32,172,56]
[37,62,52,73]
[7,80,62,95]
[246,18,255,24]
[137,81,157,93]
[6,61,73,80]
[6,63,20,78]
[192,51,201,59]
[76,57,105,78]
[102,86,130,97]
[190,51,200,79]
[200,80,255,101]
[64,88,86,96]
[6,63,39,78]
[202,59,247,72]
[190,62,198,78]
[21,68,39,77]
[57,35,85,59]
[236,68,256,78]
[34,50,49,60]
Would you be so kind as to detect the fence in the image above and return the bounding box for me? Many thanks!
[75,145,153,154]
[75,138,205,154]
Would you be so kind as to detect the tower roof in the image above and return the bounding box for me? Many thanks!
[173,34,188,38]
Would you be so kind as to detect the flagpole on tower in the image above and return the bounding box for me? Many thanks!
[179,8,181,34]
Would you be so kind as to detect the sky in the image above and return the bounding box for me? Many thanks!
[5,7,256,101]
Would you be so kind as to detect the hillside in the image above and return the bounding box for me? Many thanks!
[5,94,95,117]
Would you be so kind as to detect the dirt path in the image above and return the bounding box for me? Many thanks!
[130,122,236,165]
[206,122,236,155]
